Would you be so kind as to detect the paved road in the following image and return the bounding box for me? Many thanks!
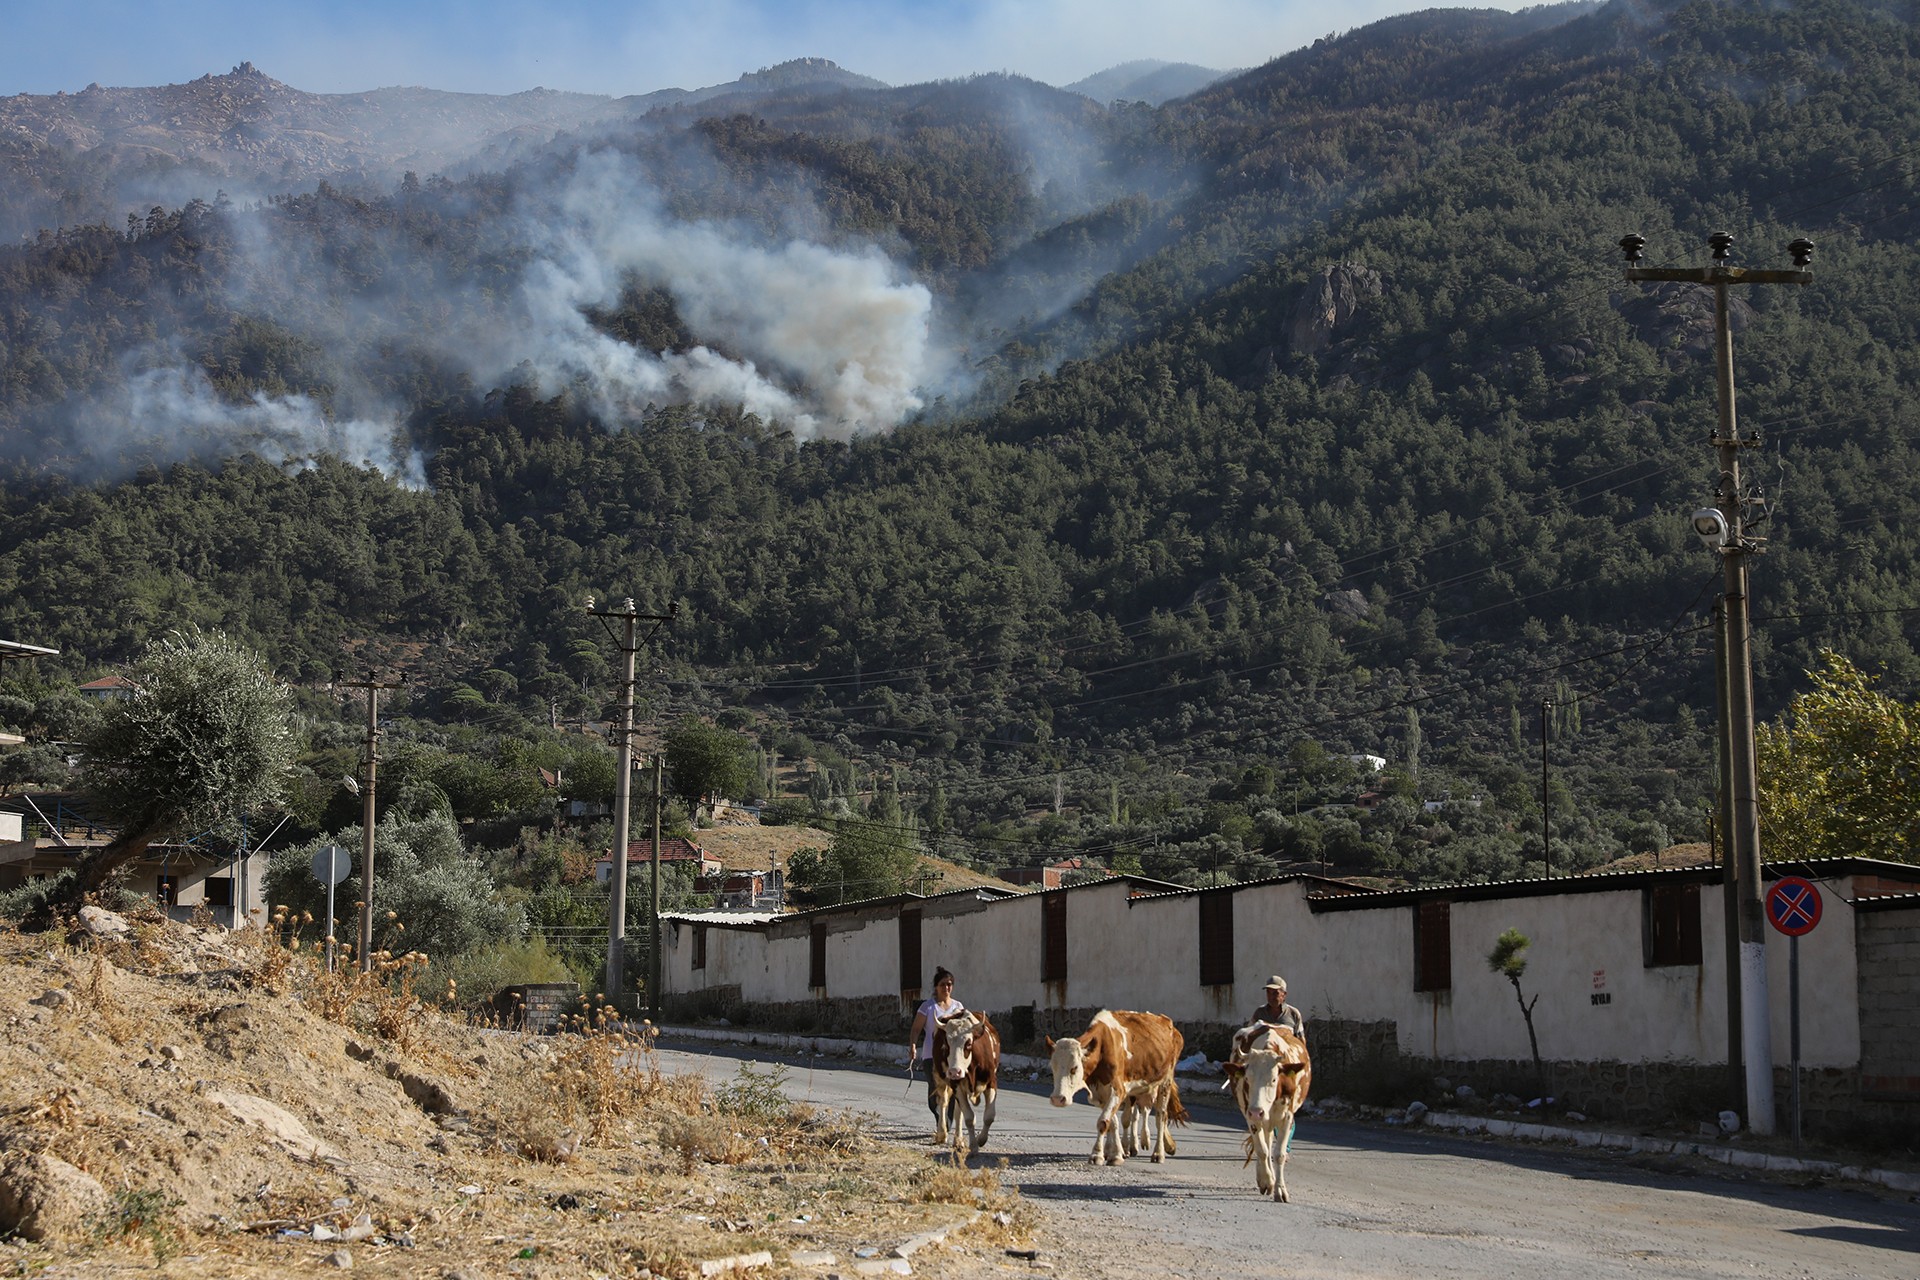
[657,1039,1920,1279]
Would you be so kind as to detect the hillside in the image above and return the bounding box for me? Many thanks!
[0,909,1020,1272]
[3,0,1920,911]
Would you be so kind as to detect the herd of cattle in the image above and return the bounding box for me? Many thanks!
[928,1006,1313,1202]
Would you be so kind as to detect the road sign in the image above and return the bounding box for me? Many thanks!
[1767,876,1822,937]
[311,844,351,886]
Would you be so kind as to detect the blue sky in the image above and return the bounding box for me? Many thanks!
[5,0,1531,97]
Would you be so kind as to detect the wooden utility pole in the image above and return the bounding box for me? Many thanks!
[339,672,406,973]
[1621,231,1813,1135]
[585,597,674,1007]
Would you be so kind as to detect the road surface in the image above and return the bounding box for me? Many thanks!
[657,1039,1920,1279]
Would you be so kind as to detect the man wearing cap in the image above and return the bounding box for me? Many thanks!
[1251,975,1305,1040]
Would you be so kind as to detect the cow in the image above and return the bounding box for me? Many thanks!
[930,1009,999,1155]
[1223,1021,1312,1202]
[1047,1009,1188,1165]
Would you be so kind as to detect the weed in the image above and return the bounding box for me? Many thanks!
[714,1062,791,1121]
[88,1187,182,1263]
[910,1155,1015,1211]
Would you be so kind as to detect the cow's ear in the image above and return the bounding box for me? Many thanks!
[1045,1036,1055,1049]
[1223,1062,1244,1078]
[1281,1063,1307,1075]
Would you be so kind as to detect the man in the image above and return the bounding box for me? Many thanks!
[1251,975,1305,1041]
[1247,974,1307,1156]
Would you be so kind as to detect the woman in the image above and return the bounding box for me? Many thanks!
[908,966,964,1123]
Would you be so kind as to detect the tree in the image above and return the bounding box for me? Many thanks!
[73,630,295,899]
[1487,927,1545,1098]
[1757,651,1920,864]
[663,716,756,815]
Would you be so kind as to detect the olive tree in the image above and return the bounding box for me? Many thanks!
[73,629,296,899]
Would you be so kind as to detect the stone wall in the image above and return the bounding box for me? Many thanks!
[1858,910,1920,1101]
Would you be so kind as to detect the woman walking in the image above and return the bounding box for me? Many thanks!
[908,967,964,1125]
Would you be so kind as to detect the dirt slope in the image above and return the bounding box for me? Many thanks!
[0,908,1028,1277]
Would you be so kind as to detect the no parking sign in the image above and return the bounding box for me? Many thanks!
[1767,875,1822,936]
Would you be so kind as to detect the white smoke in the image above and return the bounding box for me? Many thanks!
[72,365,425,487]
[512,150,938,437]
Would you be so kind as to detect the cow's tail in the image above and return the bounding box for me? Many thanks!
[1166,1080,1190,1126]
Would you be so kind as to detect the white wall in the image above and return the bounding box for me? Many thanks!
[662,872,1869,1069]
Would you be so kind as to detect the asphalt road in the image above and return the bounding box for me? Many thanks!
[657,1039,1920,1280]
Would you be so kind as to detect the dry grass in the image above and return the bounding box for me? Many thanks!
[0,908,1034,1278]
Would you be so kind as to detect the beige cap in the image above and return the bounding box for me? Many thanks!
[1265,975,1288,991]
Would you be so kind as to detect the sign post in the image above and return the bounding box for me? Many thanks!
[1766,875,1823,1142]
[311,844,352,972]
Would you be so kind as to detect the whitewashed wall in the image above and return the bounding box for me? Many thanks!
[665,871,1871,1069]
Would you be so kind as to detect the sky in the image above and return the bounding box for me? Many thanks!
[3,0,1534,98]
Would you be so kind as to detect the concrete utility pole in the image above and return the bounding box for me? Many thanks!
[1539,698,1552,879]
[1621,231,1813,1135]
[650,753,664,1022]
[585,597,674,1007]
[339,672,407,973]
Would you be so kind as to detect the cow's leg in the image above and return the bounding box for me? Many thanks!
[1273,1109,1293,1202]
[1093,1089,1125,1164]
[953,1091,973,1158]
[974,1085,996,1149]
[1149,1096,1169,1163]
[931,1079,951,1144]
[1251,1126,1275,1195]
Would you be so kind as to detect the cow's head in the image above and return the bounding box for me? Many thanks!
[1233,1026,1310,1125]
[1047,1034,1090,1107]
[935,1010,983,1083]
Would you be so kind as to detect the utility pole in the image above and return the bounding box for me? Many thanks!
[649,753,664,1022]
[586,597,674,1008]
[1539,698,1552,879]
[340,671,407,973]
[1621,231,1813,1135]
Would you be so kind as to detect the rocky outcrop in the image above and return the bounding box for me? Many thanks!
[1289,264,1384,355]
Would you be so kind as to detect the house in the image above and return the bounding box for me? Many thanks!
[999,856,1109,889]
[0,794,272,929]
[1349,753,1387,773]
[657,857,1920,1134]
[695,867,786,909]
[593,836,721,885]
[78,674,137,701]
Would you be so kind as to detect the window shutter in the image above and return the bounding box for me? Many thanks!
[809,923,827,988]
[1042,893,1068,982]
[1198,889,1234,986]
[899,909,923,993]
[1414,900,1452,991]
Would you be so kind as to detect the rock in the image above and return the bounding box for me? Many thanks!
[1432,1077,1452,1093]
[30,989,72,1009]
[1405,1101,1429,1123]
[385,1064,457,1114]
[321,1247,352,1268]
[0,1152,112,1241]
[1719,1110,1741,1134]
[790,1251,836,1267]
[159,1044,184,1061]
[698,1250,773,1275]
[77,906,130,936]
[205,1089,342,1161]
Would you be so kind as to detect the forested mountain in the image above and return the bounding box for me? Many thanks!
[1063,60,1235,105]
[3,0,1919,894]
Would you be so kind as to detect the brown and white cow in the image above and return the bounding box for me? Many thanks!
[931,1009,999,1154]
[1047,1009,1188,1165]
[1224,1021,1312,1201]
